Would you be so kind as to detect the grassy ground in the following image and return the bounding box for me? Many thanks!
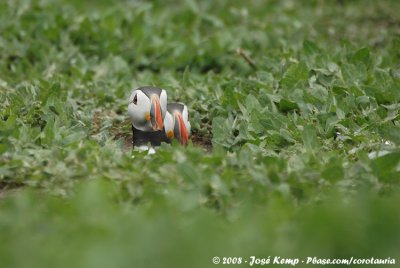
[1,0,400,267]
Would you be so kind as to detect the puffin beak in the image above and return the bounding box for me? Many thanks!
[174,113,189,145]
[150,96,163,131]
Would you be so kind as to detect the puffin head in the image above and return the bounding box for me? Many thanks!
[164,102,191,145]
[128,87,167,131]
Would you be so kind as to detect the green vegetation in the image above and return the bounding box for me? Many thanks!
[1,0,400,267]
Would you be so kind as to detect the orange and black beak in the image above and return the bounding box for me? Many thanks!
[174,113,189,145]
[150,96,163,131]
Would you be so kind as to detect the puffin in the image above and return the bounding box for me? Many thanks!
[127,86,167,147]
[162,102,191,145]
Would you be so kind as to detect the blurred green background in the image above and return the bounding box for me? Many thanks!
[1,0,400,267]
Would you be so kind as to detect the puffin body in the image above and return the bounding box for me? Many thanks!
[128,87,167,147]
[163,102,191,145]
[131,125,163,147]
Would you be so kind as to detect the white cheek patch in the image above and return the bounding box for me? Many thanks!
[159,89,167,118]
[182,106,188,122]
[128,90,152,131]
[138,90,151,111]
[182,105,191,135]
[186,121,191,135]
[163,112,174,133]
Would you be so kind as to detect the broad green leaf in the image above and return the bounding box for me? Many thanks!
[351,47,371,66]
[302,125,320,153]
[371,152,400,183]
[281,62,309,89]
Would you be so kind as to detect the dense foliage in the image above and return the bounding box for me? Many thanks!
[1,0,400,267]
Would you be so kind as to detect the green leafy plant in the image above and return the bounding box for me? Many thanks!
[1,0,400,267]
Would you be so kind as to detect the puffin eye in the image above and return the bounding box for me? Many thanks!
[133,94,137,105]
